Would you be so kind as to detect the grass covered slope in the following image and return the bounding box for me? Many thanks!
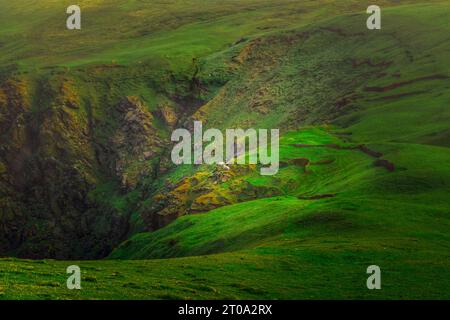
[108,3,450,298]
[0,0,438,71]
[1,1,450,299]
[112,3,450,257]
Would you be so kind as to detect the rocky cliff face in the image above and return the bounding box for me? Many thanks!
[141,164,281,231]
[112,97,163,190]
[0,75,167,259]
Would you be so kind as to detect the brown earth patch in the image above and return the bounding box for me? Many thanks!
[364,75,447,92]
[298,194,336,200]
[374,159,395,172]
[368,91,427,101]
[350,58,392,68]
[291,143,396,173]
[320,27,364,37]
[358,145,383,158]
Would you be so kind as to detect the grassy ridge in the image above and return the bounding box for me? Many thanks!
[0,0,442,70]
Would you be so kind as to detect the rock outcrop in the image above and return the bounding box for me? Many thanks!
[112,97,163,190]
[141,164,280,231]
[0,79,136,259]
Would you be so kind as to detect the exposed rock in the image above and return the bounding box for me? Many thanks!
[112,96,162,190]
[0,77,128,259]
[141,164,279,231]
[157,154,174,175]
[158,104,178,127]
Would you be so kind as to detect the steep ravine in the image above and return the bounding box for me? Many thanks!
[0,68,201,259]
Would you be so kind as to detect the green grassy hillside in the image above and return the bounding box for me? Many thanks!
[1,0,449,299]
[1,0,438,70]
